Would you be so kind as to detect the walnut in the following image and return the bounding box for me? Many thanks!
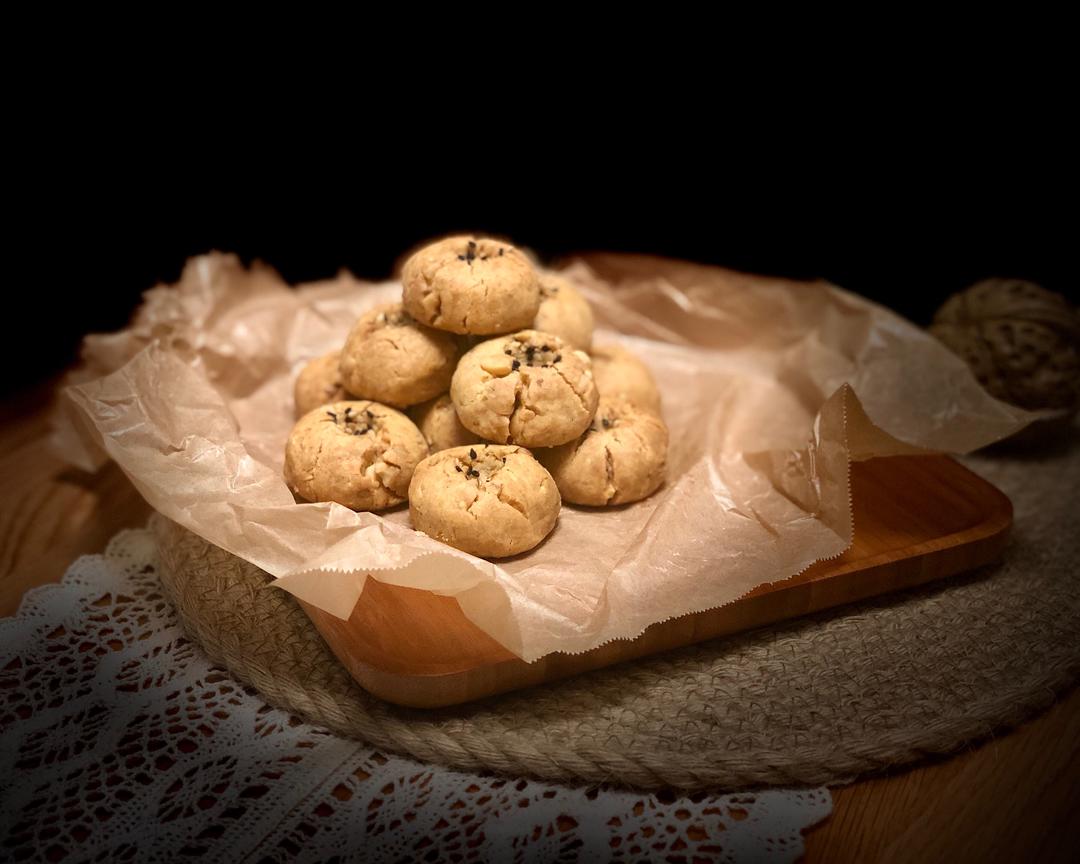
[930,279,1080,411]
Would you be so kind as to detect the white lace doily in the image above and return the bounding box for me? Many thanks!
[0,528,832,862]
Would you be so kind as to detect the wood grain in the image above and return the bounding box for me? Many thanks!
[2,379,1075,862]
[301,454,1012,708]
[804,685,1080,863]
[0,380,152,615]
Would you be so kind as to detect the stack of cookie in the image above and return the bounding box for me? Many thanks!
[284,235,669,559]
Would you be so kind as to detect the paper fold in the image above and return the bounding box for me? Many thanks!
[53,252,1037,662]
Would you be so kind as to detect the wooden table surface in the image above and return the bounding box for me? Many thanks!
[3,379,1077,863]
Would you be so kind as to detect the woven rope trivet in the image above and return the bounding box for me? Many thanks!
[153,435,1080,791]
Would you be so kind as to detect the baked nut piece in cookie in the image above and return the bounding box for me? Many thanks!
[283,401,429,511]
[590,343,662,414]
[409,444,560,558]
[339,302,459,408]
[450,330,599,447]
[401,236,541,335]
[407,393,481,453]
[536,397,668,506]
[533,271,594,351]
[294,350,350,418]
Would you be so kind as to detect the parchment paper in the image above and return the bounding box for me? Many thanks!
[53,252,1039,662]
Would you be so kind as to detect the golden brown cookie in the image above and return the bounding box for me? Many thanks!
[408,444,560,557]
[401,236,541,335]
[407,393,481,453]
[450,330,599,447]
[294,351,350,418]
[283,401,428,511]
[533,270,594,351]
[536,397,668,506]
[339,302,459,408]
[590,343,662,414]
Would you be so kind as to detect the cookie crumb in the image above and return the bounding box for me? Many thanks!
[325,405,377,436]
[504,334,563,369]
[375,309,410,327]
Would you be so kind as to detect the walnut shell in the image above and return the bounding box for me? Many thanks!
[930,279,1080,410]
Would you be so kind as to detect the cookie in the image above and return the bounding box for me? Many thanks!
[339,302,460,408]
[294,350,350,418]
[590,343,662,414]
[450,330,599,447]
[408,393,482,453]
[533,270,594,351]
[401,236,541,335]
[283,400,429,511]
[536,397,668,506]
[408,444,560,558]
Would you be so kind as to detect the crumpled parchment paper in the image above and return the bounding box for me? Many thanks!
[52,252,1038,662]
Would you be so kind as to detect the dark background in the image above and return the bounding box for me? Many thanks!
[5,23,1075,402]
[7,144,1073,400]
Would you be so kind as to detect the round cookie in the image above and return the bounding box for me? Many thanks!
[339,302,459,408]
[401,236,541,335]
[450,330,599,447]
[283,400,428,511]
[536,397,668,506]
[408,394,482,453]
[533,270,594,351]
[590,343,662,414]
[409,444,560,558]
[294,350,350,418]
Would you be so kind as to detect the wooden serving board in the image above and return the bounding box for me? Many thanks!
[299,454,1011,709]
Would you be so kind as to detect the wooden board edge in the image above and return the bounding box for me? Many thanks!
[305,456,1015,709]
[329,514,1012,708]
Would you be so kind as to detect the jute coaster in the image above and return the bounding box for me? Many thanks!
[153,437,1080,791]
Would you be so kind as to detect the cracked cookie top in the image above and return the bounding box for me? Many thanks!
[408,444,561,558]
[339,302,460,408]
[401,236,541,335]
[283,400,429,511]
[450,330,599,448]
[535,396,668,506]
[294,350,352,418]
[533,270,595,351]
